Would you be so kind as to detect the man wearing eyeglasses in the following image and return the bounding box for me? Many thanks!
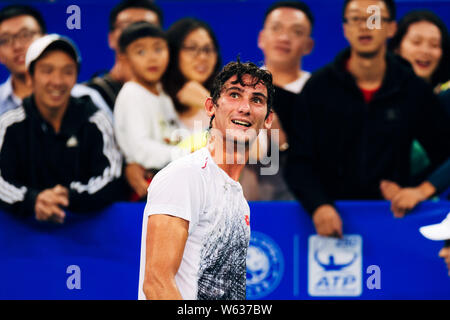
[285,0,450,238]
[0,5,112,118]
[0,5,44,115]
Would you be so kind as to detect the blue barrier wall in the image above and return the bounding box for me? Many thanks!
[1,201,449,300]
[0,0,449,83]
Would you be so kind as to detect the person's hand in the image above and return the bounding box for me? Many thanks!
[177,81,210,111]
[125,163,151,198]
[390,182,436,218]
[438,247,450,276]
[312,204,343,238]
[380,180,401,200]
[390,188,424,218]
[35,185,69,224]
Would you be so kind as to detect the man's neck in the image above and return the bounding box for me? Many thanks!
[347,47,387,90]
[11,73,33,99]
[265,61,303,87]
[109,56,132,84]
[35,99,69,134]
[208,138,248,182]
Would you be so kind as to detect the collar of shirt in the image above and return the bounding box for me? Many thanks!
[0,76,23,115]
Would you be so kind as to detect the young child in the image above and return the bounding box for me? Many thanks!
[114,22,185,200]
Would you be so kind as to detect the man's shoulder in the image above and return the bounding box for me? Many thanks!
[167,148,210,172]
[156,148,210,181]
[0,106,27,136]
[302,62,338,91]
[68,96,113,134]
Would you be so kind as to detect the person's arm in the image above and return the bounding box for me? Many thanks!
[140,160,206,299]
[0,118,40,216]
[284,83,342,237]
[125,163,151,199]
[68,110,123,212]
[415,88,450,170]
[176,80,210,113]
[390,181,436,218]
[388,87,450,217]
[114,89,183,170]
[143,214,188,299]
[388,158,450,218]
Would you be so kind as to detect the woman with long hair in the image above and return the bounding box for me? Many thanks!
[163,18,221,132]
[389,10,450,89]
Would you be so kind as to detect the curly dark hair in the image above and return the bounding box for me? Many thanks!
[389,10,450,87]
[162,17,221,114]
[209,60,274,128]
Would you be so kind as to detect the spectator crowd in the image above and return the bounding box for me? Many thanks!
[0,0,449,271]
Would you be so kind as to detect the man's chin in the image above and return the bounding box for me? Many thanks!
[226,135,258,149]
[354,47,382,59]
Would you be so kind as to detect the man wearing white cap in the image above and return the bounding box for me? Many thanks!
[0,4,112,119]
[420,213,450,276]
[0,34,123,223]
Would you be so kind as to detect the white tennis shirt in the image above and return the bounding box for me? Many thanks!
[138,147,250,300]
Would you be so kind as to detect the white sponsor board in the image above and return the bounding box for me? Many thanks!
[308,235,362,297]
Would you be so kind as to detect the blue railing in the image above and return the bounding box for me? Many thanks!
[1,201,449,299]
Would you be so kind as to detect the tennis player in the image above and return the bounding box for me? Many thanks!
[138,60,274,300]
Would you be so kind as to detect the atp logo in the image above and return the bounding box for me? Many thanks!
[314,251,358,271]
[308,235,362,297]
[246,231,284,299]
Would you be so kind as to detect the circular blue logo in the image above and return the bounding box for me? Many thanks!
[246,231,284,299]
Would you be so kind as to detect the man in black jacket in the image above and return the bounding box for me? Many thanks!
[0,34,123,223]
[285,0,450,237]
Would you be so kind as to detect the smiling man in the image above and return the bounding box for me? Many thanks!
[0,34,123,222]
[285,0,450,237]
[138,61,274,300]
[0,4,112,118]
[240,1,315,202]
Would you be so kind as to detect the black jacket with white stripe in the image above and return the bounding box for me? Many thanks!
[0,95,123,216]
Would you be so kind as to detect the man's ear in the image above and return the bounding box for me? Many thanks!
[117,50,127,64]
[257,29,265,51]
[205,97,216,118]
[108,31,118,51]
[303,37,315,56]
[387,21,397,39]
[264,110,274,130]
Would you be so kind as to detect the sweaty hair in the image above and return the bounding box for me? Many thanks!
[162,17,221,114]
[389,10,450,87]
[342,0,396,21]
[118,21,166,52]
[0,4,46,34]
[210,60,274,123]
[109,0,163,31]
[264,1,314,31]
